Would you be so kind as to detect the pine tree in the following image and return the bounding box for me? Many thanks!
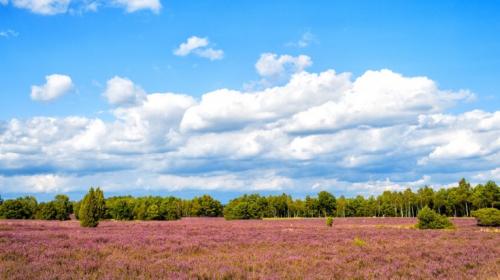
[79,187,105,227]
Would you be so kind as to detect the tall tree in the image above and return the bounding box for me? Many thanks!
[79,187,105,227]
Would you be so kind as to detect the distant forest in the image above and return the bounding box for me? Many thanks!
[0,179,498,221]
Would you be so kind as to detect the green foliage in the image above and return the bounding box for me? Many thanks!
[159,197,181,220]
[472,181,500,209]
[79,187,106,227]
[106,197,134,220]
[190,195,224,217]
[32,195,72,221]
[326,216,333,227]
[35,202,58,220]
[73,201,81,220]
[318,191,336,217]
[0,196,37,219]
[416,206,454,229]
[353,237,366,247]
[224,194,270,220]
[471,208,500,227]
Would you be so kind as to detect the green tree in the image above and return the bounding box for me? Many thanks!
[223,194,270,220]
[0,196,37,219]
[472,181,500,209]
[317,191,336,217]
[53,195,72,220]
[35,202,58,220]
[79,187,105,227]
[191,195,223,217]
[146,204,161,220]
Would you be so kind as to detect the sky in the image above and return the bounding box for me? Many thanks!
[1,0,500,202]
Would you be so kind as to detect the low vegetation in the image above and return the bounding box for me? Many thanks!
[416,206,454,229]
[326,216,333,227]
[471,208,500,227]
[1,218,497,279]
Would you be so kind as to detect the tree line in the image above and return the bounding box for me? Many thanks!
[0,179,498,221]
[224,179,499,219]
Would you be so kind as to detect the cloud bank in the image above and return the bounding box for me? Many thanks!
[1,60,498,196]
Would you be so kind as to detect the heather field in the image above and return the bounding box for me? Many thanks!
[0,218,498,280]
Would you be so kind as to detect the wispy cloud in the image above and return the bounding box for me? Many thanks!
[0,29,19,38]
[286,32,318,48]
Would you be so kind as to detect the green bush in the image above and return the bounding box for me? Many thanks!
[471,208,500,227]
[416,206,454,229]
[0,196,38,219]
[326,216,333,227]
[353,237,366,247]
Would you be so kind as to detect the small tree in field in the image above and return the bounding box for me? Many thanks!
[326,216,333,227]
[79,187,105,227]
[416,206,454,229]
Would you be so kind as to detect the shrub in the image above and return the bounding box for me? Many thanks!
[471,208,500,227]
[326,216,333,227]
[416,206,454,229]
[353,237,366,247]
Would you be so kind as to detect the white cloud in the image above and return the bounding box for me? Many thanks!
[194,48,224,61]
[180,70,351,132]
[174,36,224,60]
[0,29,19,38]
[5,0,161,14]
[112,0,161,13]
[174,36,208,56]
[11,0,70,15]
[103,76,146,106]
[283,69,472,133]
[26,174,68,193]
[255,53,312,78]
[1,66,499,195]
[30,74,74,101]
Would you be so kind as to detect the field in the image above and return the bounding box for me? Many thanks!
[0,218,498,279]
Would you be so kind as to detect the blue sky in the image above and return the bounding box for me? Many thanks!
[1,1,499,201]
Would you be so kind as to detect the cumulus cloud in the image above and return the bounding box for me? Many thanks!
[1,66,499,195]
[180,70,351,132]
[30,74,74,101]
[103,76,146,106]
[256,53,312,78]
[174,36,224,61]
